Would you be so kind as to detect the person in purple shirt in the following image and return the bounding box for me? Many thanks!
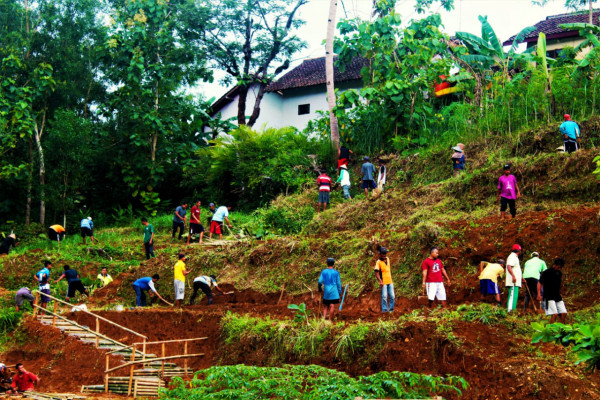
[497,164,521,219]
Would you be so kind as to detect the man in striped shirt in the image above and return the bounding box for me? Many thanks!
[317,169,332,213]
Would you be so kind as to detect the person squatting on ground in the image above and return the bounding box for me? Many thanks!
[336,164,351,200]
[538,258,568,323]
[34,260,52,310]
[209,206,232,241]
[80,217,95,245]
[55,265,90,302]
[141,218,155,259]
[318,258,342,320]
[361,156,377,198]
[422,247,451,308]
[374,247,395,313]
[15,287,34,312]
[317,169,332,212]
[0,363,12,392]
[523,251,547,311]
[132,274,167,307]
[0,233,17,256]
[6,363,39,394]
[451,143,465,177]
[173,253,189,307]
[505,244,523,313]
[190,275,225,305]
[497,164,520,220]
[172,203,187,240]
[48,224,65,243]
[478,260,505,306]
[97,267,113,287]
[560,114,581,153]
[187,200,205,245]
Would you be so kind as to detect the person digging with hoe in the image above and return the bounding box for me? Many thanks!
[6,363,39,395]
[318,258,342,320]
[132,274,170,307]
[478,259,505,306]
[55,265,90,303]
[190,275,227,305]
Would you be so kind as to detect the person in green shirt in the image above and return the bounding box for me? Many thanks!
[523,251,547,311]
[141,218,155,260]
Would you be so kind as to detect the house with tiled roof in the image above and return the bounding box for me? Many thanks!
[208,56,367,131]
[503,10,600,58]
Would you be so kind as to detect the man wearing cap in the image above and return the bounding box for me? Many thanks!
[318,257,342,320]
[497,164,520,220]
[478,260,505,306]
[80,217,95,245]
[0,233,17,256]
[209,205,232,241]
[559,114,581,153]
[374,247,395,312]
[421,247,451,308]
[361,156,377,198]
[523,252,547,311]
[187,200,204,245]
[451,143,465,176]
[173,253,189,307]
[317,169,332,212]
[190,275,226,305]
[506,244,523,312]
[336,164,352,200]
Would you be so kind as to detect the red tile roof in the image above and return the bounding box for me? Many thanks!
[266,56,367,92]
[503,10,600,45]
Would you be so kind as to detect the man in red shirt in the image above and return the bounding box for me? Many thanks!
[317,169,332,213]
[8,363,39,394]
[421,247,451,308]
[186,200,205,245]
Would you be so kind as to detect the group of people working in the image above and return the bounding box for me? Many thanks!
[0,363,39,395]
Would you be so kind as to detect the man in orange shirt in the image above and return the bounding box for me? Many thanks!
[7,363,39,394]
[374,247,395,313]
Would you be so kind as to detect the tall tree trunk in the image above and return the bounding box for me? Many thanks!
[589,0,593,24]
[326,0,340,151]
[25,139,33,226]
[34,115,46,226]
[237,85,249,125]
[248,84,268,127]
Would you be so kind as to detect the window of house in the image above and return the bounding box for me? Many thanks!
[298,104,310,115]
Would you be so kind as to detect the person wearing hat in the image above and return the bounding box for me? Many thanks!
[421,247,451,308]
[505,244,523,312]
[0,233,17,256]
[451,143,466,176]
[48,224,65,243]
[361,156,377,199]
[523,252,547,312]
[497,164,520,220]
[336,164,352,200]
[80,216,95,245]
[374,247,395,312]
[173,253,189,307]
[559,114,581,153]
[190,274,225,305]
[478,259,505,306]
[317,169,332,212]
[318,257,342,320]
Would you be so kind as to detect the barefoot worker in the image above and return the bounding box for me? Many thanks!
[478,260,505,306]
[6,363,39,394]
[318,258,342,320]
[190,275,226,305]
[132,274,169,307]
[421,247,451,308]
[538,258,568,323]
[15,287,34,312]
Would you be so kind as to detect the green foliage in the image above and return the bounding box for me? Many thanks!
[531,318,600,371]
[161,364,468,400]
[0,308,22,334]
[288,303,309,325]
[457,303,507,325]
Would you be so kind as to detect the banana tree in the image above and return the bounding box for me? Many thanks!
[560,22,600,68]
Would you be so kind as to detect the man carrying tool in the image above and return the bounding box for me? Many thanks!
[132,274,168,307]
[318,258,342,320]
[538,258,568,323]
[523,251,547,312]
[559,114,581,153]
[34,260,52,310]
[506,244,523,313]
[80,216,96,245]
[6,363,39,394]
[209,205,232,241]
[187,200,204,245]
[190,275,226,305]
[421,247,451,308]
[141,218,155,259]
[374,247,395,313]
[55,265,89,302]
[172,203,188,240]
[173,253,189,307]
[478,260,505,306]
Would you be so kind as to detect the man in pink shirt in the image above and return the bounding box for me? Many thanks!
[497,164,521,220]
[8,363,39,394]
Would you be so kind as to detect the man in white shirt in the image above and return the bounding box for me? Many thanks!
[190,275,226,305]
[506,244,523,312]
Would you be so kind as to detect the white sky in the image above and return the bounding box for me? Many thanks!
[198,0,585,100]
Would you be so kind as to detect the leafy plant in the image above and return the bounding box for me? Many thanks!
[288,303,309,326]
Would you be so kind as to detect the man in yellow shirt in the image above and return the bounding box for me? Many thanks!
[97,267,113,287]
[478,259,505,306]
[173,253,189,307]
[374,247,394,313]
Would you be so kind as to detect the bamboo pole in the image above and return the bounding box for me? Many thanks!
[32,293,39,318]
[105,353,205,374]
[95,318,99,348]
[142,338,147,362]
[184,341,188,377]
[128,344,136,396]
[104,355,109,393]
[132,337,207,346]
[52,301,57,327]
[161,343,165,376]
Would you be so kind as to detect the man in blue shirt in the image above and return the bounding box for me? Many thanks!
[55,265,89,302]
[34,260,52,309]
[559,114,581,153]
[209,205,232,240]
[132,274,168,307]
[361,156,377,199]
[80,217,95,245]
[318,258,342,320]
[172,203,188,240]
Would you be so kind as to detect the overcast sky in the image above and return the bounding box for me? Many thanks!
[198,0,584,99]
